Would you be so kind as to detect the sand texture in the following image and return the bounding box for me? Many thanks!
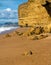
[0,28,51,65]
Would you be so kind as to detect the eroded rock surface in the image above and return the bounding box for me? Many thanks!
[18,0,51,40]
[18,0,51,27]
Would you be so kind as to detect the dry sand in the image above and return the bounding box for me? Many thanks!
[0,28,51,65]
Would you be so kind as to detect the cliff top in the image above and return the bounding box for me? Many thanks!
[28,0,51,5]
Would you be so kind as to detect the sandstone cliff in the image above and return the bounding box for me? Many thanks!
[18,0,51,27]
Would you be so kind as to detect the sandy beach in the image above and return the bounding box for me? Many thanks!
[0,0,51,65]
[0,27,51,65]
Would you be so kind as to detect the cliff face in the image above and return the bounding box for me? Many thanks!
[18,0,51,27]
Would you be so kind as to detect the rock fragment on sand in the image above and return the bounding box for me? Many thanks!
[27,33,48,40]
[15,31,23,36]
[38,34,48,39]
[22,50,33,56]
[5,34,11,37]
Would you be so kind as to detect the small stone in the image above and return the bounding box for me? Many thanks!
[22,50,33,56]
[15,31,23,36]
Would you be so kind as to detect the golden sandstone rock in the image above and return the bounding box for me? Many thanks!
[18,0,51,27]
[18,0,51,39]
[28,0,51,4]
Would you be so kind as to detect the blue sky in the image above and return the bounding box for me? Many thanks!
[0,0,28,10]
